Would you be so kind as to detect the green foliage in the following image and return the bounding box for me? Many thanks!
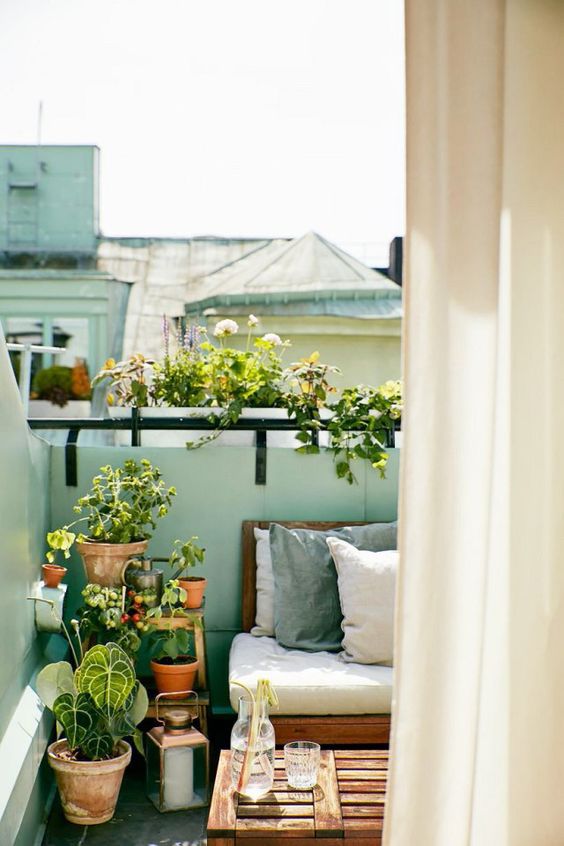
[75,584,146,659]
[146,578,202,660]
[327,381,403,484]
[92,354,156,407]
[32,365,74,407]
[169,537,205,579]
[283,351,341,454]
[37,642,147,762]
[46,459,176,563]
[152,350,209,407]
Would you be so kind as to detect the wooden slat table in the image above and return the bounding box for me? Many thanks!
[207,748,388,845]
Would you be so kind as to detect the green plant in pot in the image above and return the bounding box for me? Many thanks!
[76,584,151,659]
[46,459,176,587]
[146,579,201,699]
[327,380,403,484]
[169,537,206,609]
[36,633,148,826]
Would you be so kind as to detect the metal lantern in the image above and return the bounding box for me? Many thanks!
[146,691,209,812]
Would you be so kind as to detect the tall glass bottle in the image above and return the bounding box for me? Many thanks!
[230,696,275,799]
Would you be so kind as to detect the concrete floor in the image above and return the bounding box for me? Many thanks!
[42,717,233,846]
[42,761,208,846]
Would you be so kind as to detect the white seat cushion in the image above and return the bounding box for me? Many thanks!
[229,633,393,716]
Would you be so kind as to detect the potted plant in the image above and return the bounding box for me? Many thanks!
[327,380,403,484]
[41,562,67,588]
[28,361,93,419]
[75,583,152,659]
[146,579,201,698]
[169,537,206,609]
[46,459,177,586]
[36,636,148,825]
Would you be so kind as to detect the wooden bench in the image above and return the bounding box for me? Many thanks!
[240,521,392,746]
[207,747,388,845]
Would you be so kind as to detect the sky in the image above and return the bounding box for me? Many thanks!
[0,0,405,264]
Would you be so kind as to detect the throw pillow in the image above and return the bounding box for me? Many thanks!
[327,537,398,665]
[270,521,397,652]
[251,528,275,637]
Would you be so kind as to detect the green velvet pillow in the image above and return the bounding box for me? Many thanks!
[270,521,397,652]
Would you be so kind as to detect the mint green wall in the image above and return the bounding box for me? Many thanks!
[0,145,98,253]
[0,330,57,845]
[49,444,399,713]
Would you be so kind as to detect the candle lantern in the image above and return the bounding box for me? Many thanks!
[146,691,209,812]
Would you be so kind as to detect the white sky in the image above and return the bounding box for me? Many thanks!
[0,0,405,262]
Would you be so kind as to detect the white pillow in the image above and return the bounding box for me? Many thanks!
[250,528,275,636]
[326,538,398,665]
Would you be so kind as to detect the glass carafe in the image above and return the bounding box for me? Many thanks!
[230,696,275,799]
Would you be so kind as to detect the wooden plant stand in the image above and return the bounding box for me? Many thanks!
[207,748,388,845]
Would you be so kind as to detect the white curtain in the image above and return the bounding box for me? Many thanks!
[385,2,564,844]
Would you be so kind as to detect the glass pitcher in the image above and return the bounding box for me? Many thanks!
[230,696,275,799]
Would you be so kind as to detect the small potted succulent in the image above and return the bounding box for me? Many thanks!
[169,537,206,609]
[146,579,200,698]
[36,633,148,825]
[46,459,176,586]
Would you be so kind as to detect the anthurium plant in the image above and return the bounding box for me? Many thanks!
[46,459,176,564]
[36,640,148,761]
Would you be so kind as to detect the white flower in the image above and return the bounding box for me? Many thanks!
[248,314,259,327]
[262,333,282,346]
[214,319,239,338]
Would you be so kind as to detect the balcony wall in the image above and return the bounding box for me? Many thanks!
[50,443,400,712]
[0,335,60,846]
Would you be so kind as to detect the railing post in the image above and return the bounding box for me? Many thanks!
[18,345,33,417]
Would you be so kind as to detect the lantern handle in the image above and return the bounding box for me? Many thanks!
[155,690,199,725]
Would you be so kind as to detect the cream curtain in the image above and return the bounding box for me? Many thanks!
[385,2,564,844]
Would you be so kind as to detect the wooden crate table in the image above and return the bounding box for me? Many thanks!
[207,748,388,845]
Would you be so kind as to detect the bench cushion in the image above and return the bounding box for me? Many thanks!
[228,633,393,716]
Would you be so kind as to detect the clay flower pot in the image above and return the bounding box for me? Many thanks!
[150,656,199,700]
[75,539,148,587]
[178,576,208,609]
[42,563,67,588]
[48,739,131,825]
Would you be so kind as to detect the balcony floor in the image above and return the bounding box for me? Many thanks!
[42,760,208,846]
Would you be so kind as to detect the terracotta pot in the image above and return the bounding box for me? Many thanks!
[47,739,131,825]
[42,563,67,588]
[178,576,208,609]
[75,539,148,587]
[150,656,199,700]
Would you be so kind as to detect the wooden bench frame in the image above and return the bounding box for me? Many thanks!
[240,520,391,746]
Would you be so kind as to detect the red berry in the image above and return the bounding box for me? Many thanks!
[132,613,141,623]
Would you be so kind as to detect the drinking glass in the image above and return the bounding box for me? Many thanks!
[284,741,321,788]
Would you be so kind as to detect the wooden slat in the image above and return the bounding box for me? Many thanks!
[338,780,386,792]
[207,751,238,837]
[238,840,341,846]
[334,750,389,760]
[343,818,383,837]
[340,794,385,806]
[207,839,235,846]
[342,806,383,818]
[236,817,315,837]
[313,749,343,836]
[238,805,314,819]
[238,792,312,805]
[272,715,391,746]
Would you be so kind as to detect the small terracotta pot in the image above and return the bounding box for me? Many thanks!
[150,656,199,700]
[48,739,131,825]
[178,576,207,609]
[76,539,148,587]
[42,563,67,588]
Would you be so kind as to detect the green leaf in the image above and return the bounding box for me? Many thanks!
[82,732,114,760]
[128,682,149,726]
[53,692,94,749]
[176,629,190,654]
[132,728,145,757]
[36,661,76,710]
[76,643,135,719]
